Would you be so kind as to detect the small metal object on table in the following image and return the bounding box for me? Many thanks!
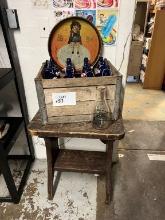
[28,111,125,204]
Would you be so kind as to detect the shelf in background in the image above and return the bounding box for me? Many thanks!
[150,9,156,14]
[143,10,165,89]
[137,0,149,2]
[0,68,14,90]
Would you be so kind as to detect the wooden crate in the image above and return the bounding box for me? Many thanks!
[35,63,122,125]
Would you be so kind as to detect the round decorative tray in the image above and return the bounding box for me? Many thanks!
[48,16,102,71]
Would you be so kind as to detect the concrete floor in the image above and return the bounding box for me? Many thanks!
[97,83,165,220]
[123,83,165,121]
[0,160,97,220]
[97,121,165,220]
[1,83,165,220]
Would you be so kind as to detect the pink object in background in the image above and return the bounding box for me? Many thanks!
[97,0,118,8]
[75,0,96,9]
[115,0,118,7]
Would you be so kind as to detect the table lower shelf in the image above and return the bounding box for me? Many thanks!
[54,149,106,174]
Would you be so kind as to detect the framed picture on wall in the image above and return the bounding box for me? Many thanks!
[97,9,118,45]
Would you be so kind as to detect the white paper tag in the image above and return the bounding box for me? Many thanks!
[52,92,76,106]
[147,154,165,161]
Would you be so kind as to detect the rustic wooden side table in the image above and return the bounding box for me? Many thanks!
[28,112,125,204]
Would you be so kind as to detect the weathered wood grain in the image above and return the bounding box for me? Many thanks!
[44,85,116,104]
[54,149,106,174]
[35,78,48,125]
[35,64,122,124]
[105,141,113,204]
[44,137,59,200]
[46,100,115,117]
[28,111,125,140]
[42,76,119,89]
[48,114,92,124]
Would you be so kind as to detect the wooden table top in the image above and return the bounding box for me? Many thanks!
[28,111,125,140]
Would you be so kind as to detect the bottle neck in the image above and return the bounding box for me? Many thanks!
[97,87,106,101]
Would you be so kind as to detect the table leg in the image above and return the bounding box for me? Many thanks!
[105,140,114,204]
[44,137,59,200]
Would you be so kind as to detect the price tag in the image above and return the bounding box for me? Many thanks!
[52,92,76,106]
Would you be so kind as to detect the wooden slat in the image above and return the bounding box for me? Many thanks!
[42,76,119,89]
[46,100,115,117]
[48,114,92,124]
[44,85,116,104]
[28,111,125,140]
[35,79,48,124]
[34,62,121,89]
[54,149,106,174]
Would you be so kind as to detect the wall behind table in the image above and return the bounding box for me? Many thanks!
[7,0,136,158]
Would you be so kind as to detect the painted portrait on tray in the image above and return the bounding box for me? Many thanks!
[48,17,102,70]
